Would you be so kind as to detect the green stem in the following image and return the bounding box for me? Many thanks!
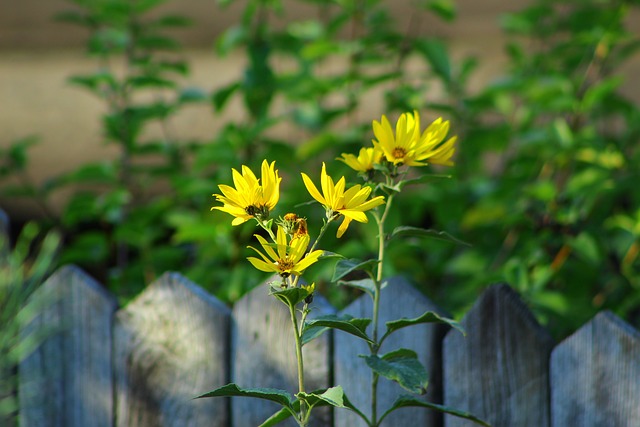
[288,301,307,426]
[370,194,395,426]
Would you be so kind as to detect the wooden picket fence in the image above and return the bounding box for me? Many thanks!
[17,265,640,427]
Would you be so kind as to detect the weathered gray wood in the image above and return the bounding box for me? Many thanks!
[550,310,640,426]
[18,265,118,427]
[113,272,231,427]
[334,277,448,427]
[443,284,555,427]
[231,278,334,427]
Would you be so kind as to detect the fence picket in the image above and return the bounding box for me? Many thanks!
[443,284,555,427]
[231,278,335,427]
[113,272,231,427]
[18,265,118,427]
[334,276,448,427]
[550,310,640,426]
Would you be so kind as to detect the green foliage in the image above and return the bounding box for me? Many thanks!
[0,0,637,344]
[0,223,60,425]
[420,0,640,337]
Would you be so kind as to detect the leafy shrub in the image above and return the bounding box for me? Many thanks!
[1,0,639,339]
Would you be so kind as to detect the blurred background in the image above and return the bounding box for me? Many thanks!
[1,0,640,339]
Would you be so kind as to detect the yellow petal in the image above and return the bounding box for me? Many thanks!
[336,217,353,238]
[247,257,277,273]
[301,172,326,205]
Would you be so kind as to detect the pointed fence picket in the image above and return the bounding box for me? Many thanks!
[550,311,640,426]
[443,284,555,427]
[15,265,640,427]
[113,272,231,427]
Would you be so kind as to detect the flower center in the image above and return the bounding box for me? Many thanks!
[392,147,407,159]
[245,204,270,220]
[276,258,294,277]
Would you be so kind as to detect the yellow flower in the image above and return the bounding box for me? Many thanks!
[211,160,281,225]
[337,146,382,172]
[372,111,457,167]
[413,116,457,167]
[301,163,385,238]
[247,226,323,277]
[372,112,421,166]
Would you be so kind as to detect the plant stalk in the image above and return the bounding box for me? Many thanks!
[370,193,394,426]
[288,301,307,426]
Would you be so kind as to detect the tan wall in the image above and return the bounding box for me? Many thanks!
[1,0,639,219]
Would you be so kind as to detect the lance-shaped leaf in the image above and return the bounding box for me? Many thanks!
[270,286,311,308]
[379,395,491,427]
[361,349,429,394]
[337,278,377,298]
[378,173,452,193]
[390,226,470,246]
[381,311,465,345]
[301,314,373,346]
[195,383,295,414]
[331,258,379,282]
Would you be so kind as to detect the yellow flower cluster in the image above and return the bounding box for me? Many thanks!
[210,111,455,279]
[338,110,457,171]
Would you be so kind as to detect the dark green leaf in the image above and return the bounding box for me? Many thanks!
[379,395,491,426]
[270,286,311,308]
[331,259,379,282]
[337,278,376,297]
[301,314,372,345]
[259,407,293,427]
[414,38,451,83]
[361,349,429,394]
[152,14,192,28]
[383,311,465,345]
[195,383,295,411]
[212,82,241,111]
[390,226,470,246]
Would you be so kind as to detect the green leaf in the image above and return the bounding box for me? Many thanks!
[301,314,373,346]
[331,258,379,282]
[383,311,465,344]
[179,87,208,104]
[361,349,429,394]
[259,407,293,427]
[414,38,451,83]
[152,14,192,28]
[298,385,345,408]
[6,136,38,171]
[390,226,470,246]
[379,395,491,426]
[424,0,457,22]
[270,286,311,307]
[260,386,352,426]
[212,82,241,111]
[195,383,294,411]
[337,278,376,298]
